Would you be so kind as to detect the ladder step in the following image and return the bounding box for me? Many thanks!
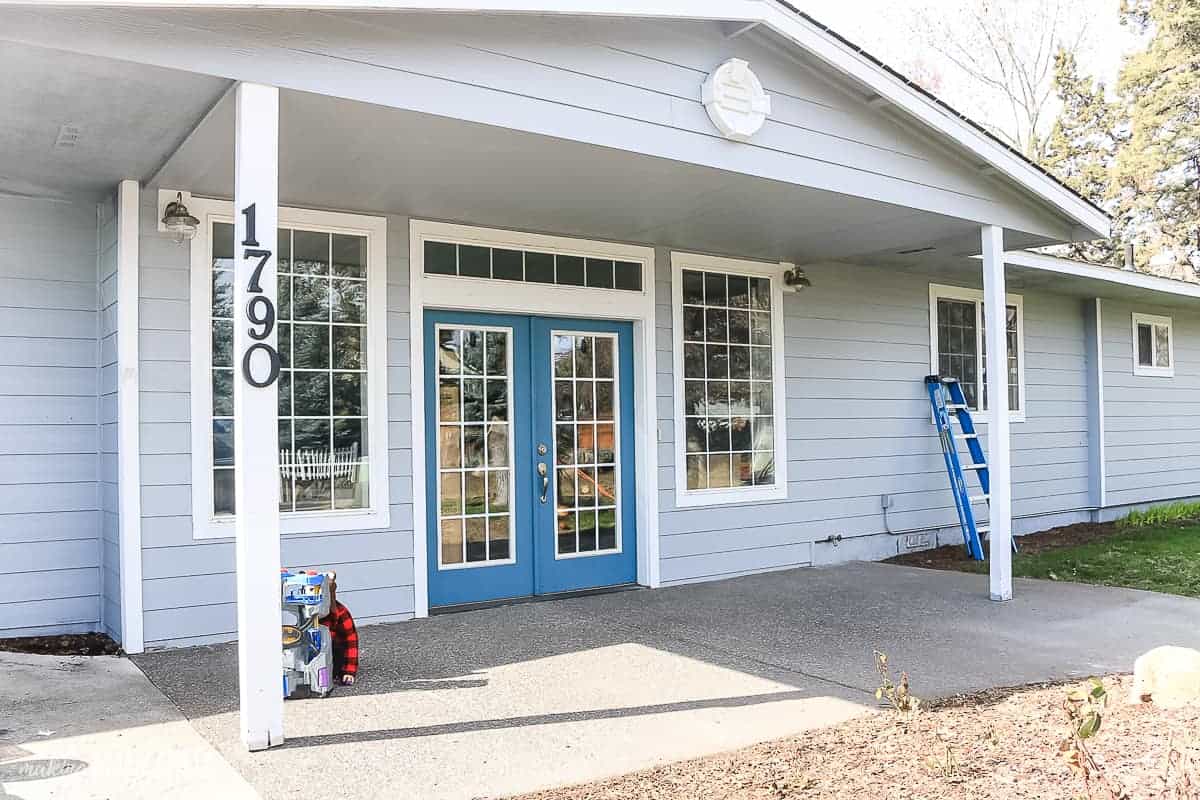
[969,494,990,504]
[962,463,986,471]
[976,526,990,534]
[946,404,969,411]
[953,433,978,440]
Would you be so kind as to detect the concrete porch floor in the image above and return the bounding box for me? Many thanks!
[134,562,1200,800]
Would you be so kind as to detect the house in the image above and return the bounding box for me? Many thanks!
[1,1,1192,661]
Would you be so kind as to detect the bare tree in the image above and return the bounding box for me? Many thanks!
[902,0,1093,162]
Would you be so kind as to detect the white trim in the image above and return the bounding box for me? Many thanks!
[116,179,144,655]
[1131,312,1175,378]
[18,0,1109,239]
[548,328,625,561]
[409,219,659,617]
[981,224,1012,602]
[432,321,518,570]
[1093,298,1106,507]
[1002,249,1200,300]
[187,197,390,540]
[928,282,1026,423]
[669,251,788,508]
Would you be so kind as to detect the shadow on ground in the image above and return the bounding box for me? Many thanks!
[131,563,1200,800]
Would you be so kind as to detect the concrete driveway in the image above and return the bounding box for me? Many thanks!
[134,562,1200,800]
[0,651,258,800]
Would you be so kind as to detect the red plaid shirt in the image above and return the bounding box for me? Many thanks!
[322,601,359,679]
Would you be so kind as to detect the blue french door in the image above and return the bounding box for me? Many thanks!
[425,311,637,607]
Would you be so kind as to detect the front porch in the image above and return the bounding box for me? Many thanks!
[133,562,1200,800]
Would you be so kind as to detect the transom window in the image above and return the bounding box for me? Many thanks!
[191,203,389,540]
[423,240,642,292]
[929,284,1024,417]
[671,254,787,507]
[1132,312,1174,377]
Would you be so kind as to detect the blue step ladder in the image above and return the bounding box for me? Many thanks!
[924,375,1012,561]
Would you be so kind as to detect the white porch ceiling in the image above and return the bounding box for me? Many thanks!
[156,89,1044,269]
[0,41,229,202]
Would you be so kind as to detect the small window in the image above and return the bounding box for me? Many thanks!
[1132,313,1173,377]
[929,284,1024,418]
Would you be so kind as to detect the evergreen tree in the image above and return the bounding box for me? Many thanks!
[1043,49,1122,263]
[1111,0,1200,278]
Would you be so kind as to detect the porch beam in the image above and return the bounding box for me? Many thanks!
[981,225,1013,601]
[233,81,284,751]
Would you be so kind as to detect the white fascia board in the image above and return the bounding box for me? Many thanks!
[1003,249,1200,301]
[9,0,1109,239]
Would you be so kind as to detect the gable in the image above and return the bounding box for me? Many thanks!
[0,3,1105,244]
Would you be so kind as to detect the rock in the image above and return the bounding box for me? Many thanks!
[1129,646,1200,708]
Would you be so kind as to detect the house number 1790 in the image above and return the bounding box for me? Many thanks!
[240,203,280,388]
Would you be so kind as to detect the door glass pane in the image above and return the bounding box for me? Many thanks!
[437,325,514,567]
[552,332,620,555]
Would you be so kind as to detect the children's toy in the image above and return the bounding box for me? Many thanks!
[280,569,335,698]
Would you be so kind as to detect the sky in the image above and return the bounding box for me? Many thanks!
[797,0,1141,146]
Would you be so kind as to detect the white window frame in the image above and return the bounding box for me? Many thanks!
[670,252,788,508]
[188,197,390,540]
[1131,312,1174,377]
[928,283,1026,423]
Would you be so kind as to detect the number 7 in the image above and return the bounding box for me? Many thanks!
[244,248,272,293]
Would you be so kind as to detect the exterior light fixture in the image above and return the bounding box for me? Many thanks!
[161,191,199,244]
[783,267,811,290]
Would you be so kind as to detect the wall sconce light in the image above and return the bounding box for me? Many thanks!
[161,191,199,244]
[783,267,811,290]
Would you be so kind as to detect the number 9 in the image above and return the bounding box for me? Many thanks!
[247,295,276,341]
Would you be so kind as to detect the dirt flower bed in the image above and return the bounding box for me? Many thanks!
[517,675,1200,800]
[0,633,122,657]
[887,519,1122,571]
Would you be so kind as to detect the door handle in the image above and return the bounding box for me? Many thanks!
[537,462,549,504]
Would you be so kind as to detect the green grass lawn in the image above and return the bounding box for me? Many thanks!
[963,523,1200,597]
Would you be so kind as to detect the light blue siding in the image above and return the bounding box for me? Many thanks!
[655,259,1093,585]
[0,196,101,639]
[1102,299,1200,506]
[136,187,415,649]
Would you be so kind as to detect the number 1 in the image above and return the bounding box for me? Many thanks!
[241,203,259,247]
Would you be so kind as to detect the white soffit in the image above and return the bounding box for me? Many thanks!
[1,0,1110,240]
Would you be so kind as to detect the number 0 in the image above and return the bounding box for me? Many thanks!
[242,342,280,388]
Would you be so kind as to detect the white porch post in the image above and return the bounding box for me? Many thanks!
[981,225,1012,601]
[233,82,284,750]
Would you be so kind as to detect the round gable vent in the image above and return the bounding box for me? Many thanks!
[702,58,772,142]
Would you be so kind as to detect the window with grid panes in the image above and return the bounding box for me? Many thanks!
[552,332,620,555]
[680,269,777,491]
[209,221,371,517]
[931,287,1022,412]
[434,326,513,566]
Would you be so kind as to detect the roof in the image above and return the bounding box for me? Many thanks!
[1004,249,1200,302]
[7,0,1111,239]
[774,1,1108,222]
